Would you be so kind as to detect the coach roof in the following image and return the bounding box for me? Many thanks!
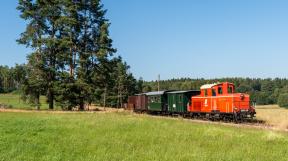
[145,91,166,96]
[167,90,200,94]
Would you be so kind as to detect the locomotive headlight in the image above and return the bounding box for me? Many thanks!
[240,94,245,100]
[234,107,238,111]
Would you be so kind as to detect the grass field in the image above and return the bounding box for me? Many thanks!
[256,105,288,130]
[0,93,60,110]
[0,111,288,161]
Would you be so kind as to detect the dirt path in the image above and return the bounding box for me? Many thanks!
[0,107,124,114]
[141,114,288,132]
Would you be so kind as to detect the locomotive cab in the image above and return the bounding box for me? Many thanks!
[199,82,235,97]
[189,82,256,121]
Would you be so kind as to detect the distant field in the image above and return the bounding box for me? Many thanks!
[0,93,60,110]
[0,111,287,161]
[256,105,288,130]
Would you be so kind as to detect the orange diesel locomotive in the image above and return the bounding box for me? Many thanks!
[188,82,256,121]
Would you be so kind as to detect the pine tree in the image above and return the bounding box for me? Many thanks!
[58,0,116,109]
[18,0,57,109]
[21,53,46,110]
[18,0,137,110]
[12,64,27,89]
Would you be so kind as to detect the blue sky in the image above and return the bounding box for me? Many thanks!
[1,0,288,81]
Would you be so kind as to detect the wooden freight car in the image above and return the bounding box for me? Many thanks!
[127,94,148,112]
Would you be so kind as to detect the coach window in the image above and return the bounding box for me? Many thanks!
[212,89,216,96]
[218,86,223,95]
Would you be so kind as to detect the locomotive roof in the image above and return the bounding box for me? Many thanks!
[200,83,219,89]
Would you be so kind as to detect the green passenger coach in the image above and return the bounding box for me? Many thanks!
[167,90,200,113]
[146,91,171,112]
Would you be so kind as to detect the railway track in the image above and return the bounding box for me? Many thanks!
[135,112,288,132]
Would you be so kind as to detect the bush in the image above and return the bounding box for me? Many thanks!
[277,93,288,108]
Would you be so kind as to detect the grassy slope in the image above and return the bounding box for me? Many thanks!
[0,112,288,161]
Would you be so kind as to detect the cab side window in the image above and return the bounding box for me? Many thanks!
[218,87,223,95]
[212,89,216,96]
[204,89,208,96]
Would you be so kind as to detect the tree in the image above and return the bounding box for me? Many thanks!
[17,0,61,109]
[142,85,152,93]
[18,0,119,110]
[76,0,116,109]
[136,77,144,93]
[0,73,3,93]
[278,93,288,108]
[12,64,27,89]
[21,53,46,110]
[0,66,17,93]
[236,84,252,93]
[115,60,138,107]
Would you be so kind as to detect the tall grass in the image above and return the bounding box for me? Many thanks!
[256,105,288,130]
[0,112,287,161]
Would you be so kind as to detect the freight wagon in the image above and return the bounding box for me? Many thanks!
[127,94,148,112]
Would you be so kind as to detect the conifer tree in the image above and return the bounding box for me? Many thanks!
[17,0,62,109]
[18,0,136,110]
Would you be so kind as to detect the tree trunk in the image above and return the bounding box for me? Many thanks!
[35,93,40,110]
[103,86,107,111]
[79,97,84,111]
[120,92,123,108]
[69,47,73,76]
[48,24,55,110]
[48,88,54,110]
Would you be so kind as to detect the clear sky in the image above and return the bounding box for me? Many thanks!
[1,0,288,81]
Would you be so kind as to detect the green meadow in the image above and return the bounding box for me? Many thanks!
[0,112,287,161]
[0,93,59,110]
